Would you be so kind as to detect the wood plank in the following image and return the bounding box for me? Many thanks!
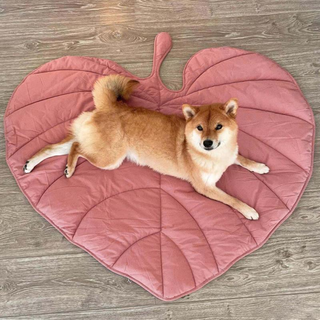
[2,293,320,320]
[0,236,319,316]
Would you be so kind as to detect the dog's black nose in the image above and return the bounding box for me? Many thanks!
[203,139,213,148]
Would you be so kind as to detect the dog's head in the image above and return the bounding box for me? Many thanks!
[182,99,238,153]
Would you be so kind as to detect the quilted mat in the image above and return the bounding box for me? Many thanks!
[4,32,315,301]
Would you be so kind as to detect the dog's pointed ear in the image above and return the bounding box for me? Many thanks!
[224,98,238,118]
[182,104,198,120]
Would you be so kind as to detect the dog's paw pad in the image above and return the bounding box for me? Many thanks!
[64,165,73,178]
[254,163,269,175]
[23,160,31,173]
[242,207,259,220]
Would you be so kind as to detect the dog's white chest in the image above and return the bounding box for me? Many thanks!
[126,150,138,163]
[200,150,237,187]
[126,150,143,165]
[201,166,225,186]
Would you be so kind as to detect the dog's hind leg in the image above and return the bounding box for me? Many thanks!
[64,142,82,178]
[23,135,75,173]
[64,143,127,178]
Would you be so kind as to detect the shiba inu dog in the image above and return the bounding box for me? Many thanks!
[24,75,269,220]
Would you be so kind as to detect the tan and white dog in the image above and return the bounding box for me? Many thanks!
[24,75,269,220]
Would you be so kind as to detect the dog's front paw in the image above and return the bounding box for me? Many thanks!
[239,205,259,220]
[252,163,269,175]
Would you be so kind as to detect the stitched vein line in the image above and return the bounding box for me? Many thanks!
[246,169,289,210]
[72,187,161,239]
[70,184,218,279]
[32,68,158,104]
[162,233,197,288]
[130,93,157,104]
[33,59,122,76]
[112,231,160,267]
[34,68,107,76]
[186,52,255,94]
[230,207,258,246]
[36,161,87,205]
[162,78,294,106]
[239,105,313,125]
[7,90,92,117]
[9,115,82,159]
[80,56,140,81]
[239,128,308,174]
[161,189,220,273]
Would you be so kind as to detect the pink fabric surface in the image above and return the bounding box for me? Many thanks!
[4,32,315,301]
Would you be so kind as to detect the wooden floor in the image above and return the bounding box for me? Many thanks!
[0,1,320,319]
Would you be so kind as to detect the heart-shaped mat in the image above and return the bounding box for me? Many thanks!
[5,33,314,301]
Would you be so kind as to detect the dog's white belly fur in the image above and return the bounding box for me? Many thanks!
[126,150,142,165]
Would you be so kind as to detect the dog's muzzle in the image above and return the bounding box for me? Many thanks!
[202,140,221,151]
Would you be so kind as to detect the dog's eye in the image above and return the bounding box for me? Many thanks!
[216,124,223,130]
[197,125,203,131]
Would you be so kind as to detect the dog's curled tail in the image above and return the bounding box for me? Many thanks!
[92,74,140,110]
